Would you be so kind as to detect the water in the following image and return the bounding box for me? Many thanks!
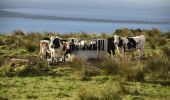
[0,8,170,34]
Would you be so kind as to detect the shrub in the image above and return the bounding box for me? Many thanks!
[153,37,167,46]
[145,28,161,37]
[0,56,10,67]
[23,40,38,52]
[114,28,133,37]
[100,57,119,75]
[116,56,145,82]
[4,38,14,45]
[80,67,91,81]
[144,52,169,79]
[0,38,4,46]
[69,58,100,80]
[162,47,170,59]
[165,32,170,38]
[158,39,166,46]
[126,67,145,82]
[148,40,156,49]
[13,30,25,36]
[100,33,110,38]
[0,63,16,77]
[0,58,54,77]
[17,59,51,76]
[25,43,37,52]
[69,57,87,70]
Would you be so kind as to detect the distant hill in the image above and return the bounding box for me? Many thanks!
[0,10,169,25]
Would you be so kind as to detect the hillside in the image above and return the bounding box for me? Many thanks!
[0,28,170,100]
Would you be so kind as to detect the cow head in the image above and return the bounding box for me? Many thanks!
[63,41,70,51]
[114,35,123,47]
[40,40,49,48]
[50,36,55,41]
[50,36,62,49]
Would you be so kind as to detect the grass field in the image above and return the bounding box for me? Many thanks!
[0,29,170,100]
[1,68,170,100]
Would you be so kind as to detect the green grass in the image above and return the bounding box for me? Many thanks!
[0,68,170,100]
[0,29,170,100]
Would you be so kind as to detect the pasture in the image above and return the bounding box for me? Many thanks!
[0,29,170,100]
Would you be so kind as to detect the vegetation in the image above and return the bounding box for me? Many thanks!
[0,28,170,100]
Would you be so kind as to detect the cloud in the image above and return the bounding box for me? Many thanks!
[0,0,169,9]
[123,0,170,6]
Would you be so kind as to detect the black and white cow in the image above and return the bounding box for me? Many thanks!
[107,37,115,55]
[49,36,69,62]
[114,35,146,58]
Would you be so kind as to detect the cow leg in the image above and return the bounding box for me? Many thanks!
[139,46,145,59]
[57,57,60,63]
[45,52,48,59]
[119,47,125,57]
[63,55,66,63]
[51,52,55,63]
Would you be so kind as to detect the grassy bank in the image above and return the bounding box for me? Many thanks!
[0,28,170,100]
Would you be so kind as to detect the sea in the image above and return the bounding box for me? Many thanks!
[0,8,170,34]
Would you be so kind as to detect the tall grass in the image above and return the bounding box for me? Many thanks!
[98,55,119,75]
[116,56,145,82]
[0,38,4,46]
[144,50,170,80]
[76,85,122,100]
[68,57,100,81]
[0,29,169,80]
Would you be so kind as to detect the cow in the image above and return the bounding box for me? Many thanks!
[113,34,146,58]
[49,36,69,63]
[107,37,115,56]
[39,39,50,60]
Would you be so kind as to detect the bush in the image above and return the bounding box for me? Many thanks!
[162,47,170,59]
[115,56,145,82]
[23,40,38,52]
[100,57,119,75]
[4,38,14,45]
[126,67,145,82]
[114,28,133,37]
[153,37,167,46]
[148,40,156,49]
[144,52,169,79]
[69,58,100,80]
[0,58,54,77]
[158,39,166,46]
[0,63,17,77]
[145,57,168,73]
[25,43,37,52]
[13,30,25,36]
[145,28,161,37]
[0,38,4,46]
[165,32,170,38]
[69,57,87,70]
[17,59,52,76]
[80,67,91,81]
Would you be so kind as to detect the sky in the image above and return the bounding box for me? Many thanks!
[0,0,170,11]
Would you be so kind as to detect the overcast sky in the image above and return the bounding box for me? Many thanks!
[0,0,170,10]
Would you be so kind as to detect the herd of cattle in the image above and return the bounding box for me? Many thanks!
[39,35,146,63]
